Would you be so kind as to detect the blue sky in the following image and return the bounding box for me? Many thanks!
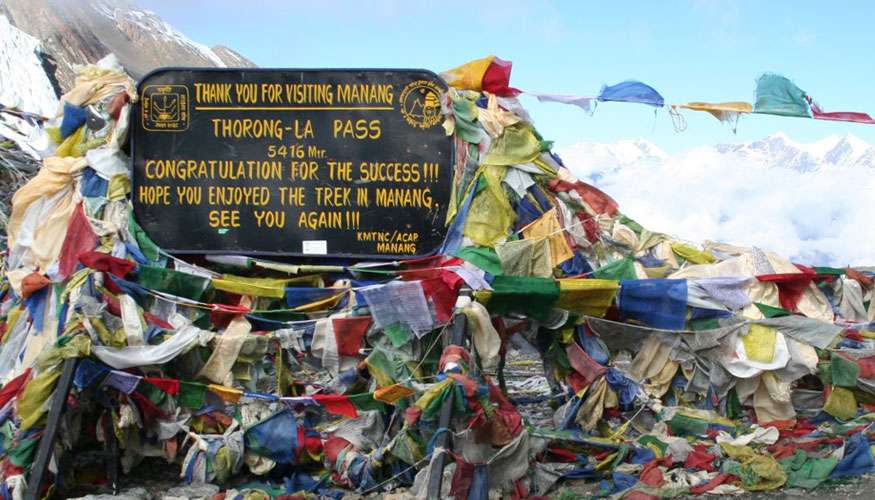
[139,0,875,152]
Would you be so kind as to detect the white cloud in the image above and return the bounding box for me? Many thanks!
[557,133,875,267]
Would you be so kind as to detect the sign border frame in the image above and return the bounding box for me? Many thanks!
[130,66,455,260]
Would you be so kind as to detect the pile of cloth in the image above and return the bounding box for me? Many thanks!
[0,55,873,499]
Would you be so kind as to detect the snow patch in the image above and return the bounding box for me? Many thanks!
[115,8,228,67]
[0,15,59,156]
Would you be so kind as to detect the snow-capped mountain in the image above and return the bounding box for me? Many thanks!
[0,15,59,155]
[558,139,669,181]
[0,0,255,93]
[713,132,875,171]
[558,133,875,266]
[561,132,875,181]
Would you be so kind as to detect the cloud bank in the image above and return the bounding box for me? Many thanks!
[557,133,875,267]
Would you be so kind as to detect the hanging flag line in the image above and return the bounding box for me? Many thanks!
[441,56,875,128]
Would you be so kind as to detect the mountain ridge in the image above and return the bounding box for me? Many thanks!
[0,0,256,93]
[560,132,875,181]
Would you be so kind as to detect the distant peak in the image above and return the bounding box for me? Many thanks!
[760,131,798,146]
[838,132,868,147]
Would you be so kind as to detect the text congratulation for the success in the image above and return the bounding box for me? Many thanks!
[132,69,454,258]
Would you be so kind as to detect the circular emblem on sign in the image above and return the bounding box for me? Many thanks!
[399,80,443,129]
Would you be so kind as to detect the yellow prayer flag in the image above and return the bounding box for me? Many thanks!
[108,174,130,200]
[208,383,243,403]
[743,324,778,363]
[824,386,857,420]
[679,101,752,122]
[521,207,574,268]
[211,274,291,298]
[414,379,453,411]
[374,383,415,403]
[671,242,717,264]
[440,56,495,91]
[556,279,619,317]
[291,290,349,312]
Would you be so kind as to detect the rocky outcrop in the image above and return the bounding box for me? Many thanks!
[0,0,255,92]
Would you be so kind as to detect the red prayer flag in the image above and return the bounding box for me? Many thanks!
[312,394,358,418]
[0,368,31,408]
[79,251,136,278]
[847,267,874,290]
[756,270,815,312]
[211,303,251,314]
[566,342,607,386]
[107,92,130,121]
[640,463,665,487]
[450,457,475,500]
[129,391,167,424]
[20,273,49,299]
[684,448,717,472]
[419,277,458,324]
[323,436,351,466]
[549,178,619,216]
[809,99,875,124]
[332,316,371,357]
[143,377,180,395]
[58,203,98,279]
[481,57,520,97]
[626,492,660,500]
[689,473,737,494]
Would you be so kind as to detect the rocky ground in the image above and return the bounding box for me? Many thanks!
[0,140,38,251]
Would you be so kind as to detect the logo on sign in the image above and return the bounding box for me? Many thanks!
[399,80,442,129]
[141,84,189,131]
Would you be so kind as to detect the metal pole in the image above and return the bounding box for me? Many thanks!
[25,358,78,500]
[426,313,467,499]
[105,410,120,495]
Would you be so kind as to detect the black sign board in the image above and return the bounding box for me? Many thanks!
[132,68,454,258]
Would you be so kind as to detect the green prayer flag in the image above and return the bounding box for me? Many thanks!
[545,341,571,378]
[178,381,208,409]
[453,246,503,276]
[137,266,210,301]
[128,211,160,262]
[389,429,425,465]
[667,413,709,436]
[817,362,832,385]
[422,384,465,420]
[637,435,668,455]
[447,91,485,144]
[137,380,167,406]
[365,348,399,388]
[690,318,721,331]
[753,73,812,118]
[813,266,845,276]
[593,257,637,281]
[780,449,837,489]
[618,214,644,235]
[483,275,559,322]
[8,433,40,467]
[831,352,860,388]
[755,302,792,318]
[348,392,389,413]
[727,387,743,420]
[385,322,413,348]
